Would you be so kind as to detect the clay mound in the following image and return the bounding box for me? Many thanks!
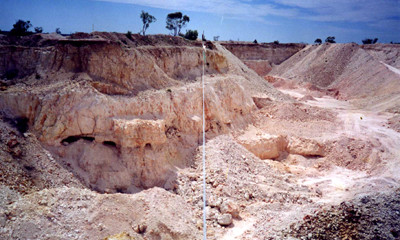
[270,43,400,106]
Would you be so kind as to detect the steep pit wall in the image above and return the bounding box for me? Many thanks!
[0,38,228,94]
[221,42,305,76]
[1,75,255,191]
[0,33,275,192]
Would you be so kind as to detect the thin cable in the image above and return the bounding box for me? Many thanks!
[202,43,207,240]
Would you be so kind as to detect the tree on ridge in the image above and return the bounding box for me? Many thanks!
[10,20,32,36]
[314,38,322,44]
[140,11,156,36]
[325,36,336,43]
[166,12,190,36]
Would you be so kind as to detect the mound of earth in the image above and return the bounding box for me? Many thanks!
[270,43,400,111]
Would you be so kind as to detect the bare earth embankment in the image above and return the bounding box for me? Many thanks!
[0,34,399,239]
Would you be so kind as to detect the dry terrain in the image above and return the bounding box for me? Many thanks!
[0,33,399,239]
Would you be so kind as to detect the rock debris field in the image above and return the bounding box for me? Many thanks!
[0,32,400,239]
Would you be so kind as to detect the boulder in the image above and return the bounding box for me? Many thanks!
[287,137,325,157]
[219,200,240,219]
[217,214,233,226]
[237,131,287,159]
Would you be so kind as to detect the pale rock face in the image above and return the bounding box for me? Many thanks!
[86,46,228,91]
[1,76,257,191]
[287,137,325,157]
[113,119,166,148]
[237,131,287,159]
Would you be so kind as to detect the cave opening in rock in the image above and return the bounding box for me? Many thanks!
[103,141,117,147]
[3,116,29,133]
[115,187,127,193]
[145,143,152,150]
[61,135,95,144]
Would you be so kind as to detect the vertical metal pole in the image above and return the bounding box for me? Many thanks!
[202,44,207,240]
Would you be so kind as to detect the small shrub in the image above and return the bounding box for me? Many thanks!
[273,40,279,44]
[314,38,322,44]
[362,38,378,44]
[184,29,198,40]
[325,36,336,43]
[55,28,61,34]
[126,31,133,40]
[34,27,43,33]
[253,39,258,44]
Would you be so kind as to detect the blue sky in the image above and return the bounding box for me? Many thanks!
[1,0,399,43]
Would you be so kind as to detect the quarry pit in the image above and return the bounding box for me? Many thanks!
[0,32,400,239]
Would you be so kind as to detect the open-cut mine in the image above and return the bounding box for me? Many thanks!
[0,32,399,239]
